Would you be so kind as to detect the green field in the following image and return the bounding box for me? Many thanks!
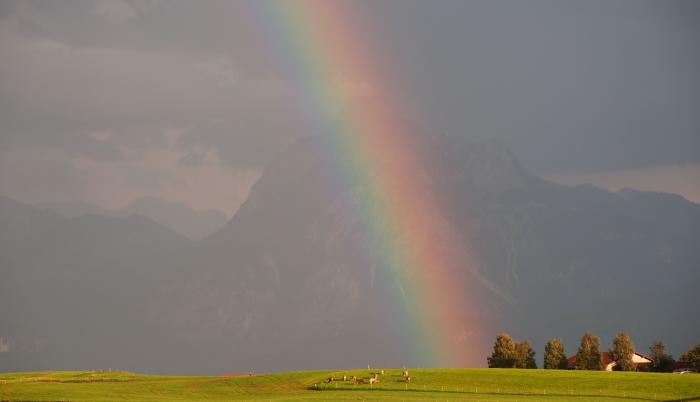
[1,368,698,401]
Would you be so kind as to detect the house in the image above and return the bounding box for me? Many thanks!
[670,361,695,373]
[567,351,652,371]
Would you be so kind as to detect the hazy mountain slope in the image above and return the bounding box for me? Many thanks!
[0,202,195,373]
[460,180,700,357]
[122,197,228,241]
[0,196,64,265]
[35,200,108,218]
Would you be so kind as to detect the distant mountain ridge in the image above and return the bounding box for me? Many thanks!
[1,134,698,374]
[36,196,228,240]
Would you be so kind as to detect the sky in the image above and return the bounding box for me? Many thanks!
[1,0,699,215]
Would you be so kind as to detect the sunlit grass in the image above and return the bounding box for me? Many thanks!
[1,368,698,401]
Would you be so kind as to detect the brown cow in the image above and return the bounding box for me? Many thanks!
[356,378,365,384]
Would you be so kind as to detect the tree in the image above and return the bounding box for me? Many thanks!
[487,333,516,368]
[575,331,602,370]
[515,340,537,369]
[680,343,700,372]
[649,340,674,372]
[610,332,636,371]
[544,338,568,369]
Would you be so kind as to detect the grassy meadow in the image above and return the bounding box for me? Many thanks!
[1,368,698,401]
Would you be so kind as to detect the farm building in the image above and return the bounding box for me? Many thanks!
[567,351,652,371]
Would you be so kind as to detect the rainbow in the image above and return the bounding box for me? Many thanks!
[248,1,485,367]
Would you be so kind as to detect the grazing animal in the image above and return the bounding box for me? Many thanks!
[327,377,333,383]
[406,376,411,382]
[403,370,409,377]
[356,379,364,384]
[350,375,356,380]
[380,369,385,375]
[343,375,347,381]
[371,373,378,379]
[369,377,379,385]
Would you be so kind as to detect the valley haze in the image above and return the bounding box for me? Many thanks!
[0,0,698,377]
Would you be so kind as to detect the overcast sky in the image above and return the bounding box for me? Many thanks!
[1,0,699,214]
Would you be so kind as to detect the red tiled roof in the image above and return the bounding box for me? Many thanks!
[567,352,617,368]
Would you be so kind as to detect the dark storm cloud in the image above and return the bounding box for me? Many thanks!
[0,0,698,206]
[359,0,700,173]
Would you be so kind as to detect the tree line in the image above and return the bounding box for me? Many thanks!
[487,331,700,372]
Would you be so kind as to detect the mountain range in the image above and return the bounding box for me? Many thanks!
[35,197,228,241]
[1,134,698,374]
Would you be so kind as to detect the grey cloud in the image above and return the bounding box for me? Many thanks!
[121,164,166,191]
[176,150,206,168]
[65,137,126,162]
[0,0,273,76]
[0,14,301,166]
[177,111,308,168]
